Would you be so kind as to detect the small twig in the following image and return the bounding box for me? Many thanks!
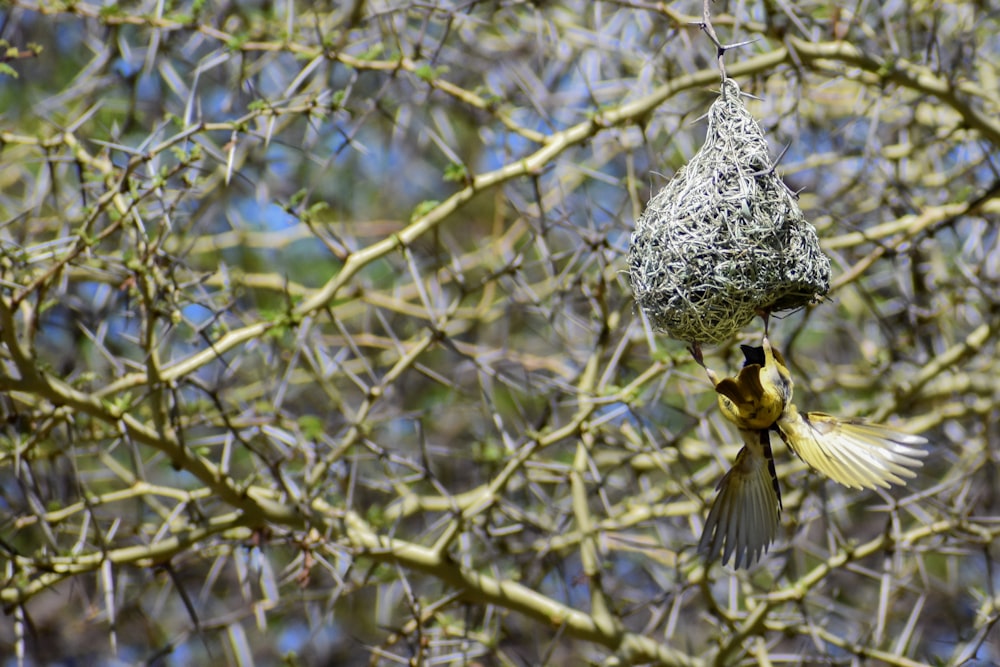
[757,309,771,335]
[688,342,705,367]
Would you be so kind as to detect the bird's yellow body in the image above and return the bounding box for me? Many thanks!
[712,338,791,430]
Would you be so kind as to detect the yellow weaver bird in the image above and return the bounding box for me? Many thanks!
[695,337,928,568]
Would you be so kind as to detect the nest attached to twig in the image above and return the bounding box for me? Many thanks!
[628,79,830,345]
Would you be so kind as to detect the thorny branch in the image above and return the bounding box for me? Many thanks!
[0,1,998,665]
[697,0,760,82]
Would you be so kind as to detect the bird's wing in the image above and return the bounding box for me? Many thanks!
[776,407,927,490]
[699,430,782,568]
[714,364,763,407]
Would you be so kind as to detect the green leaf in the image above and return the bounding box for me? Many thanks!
[443,162,469,183]
[298,415,325,440]
[415,64,448,81]
[357,43,384,61]
[411,200,440,221]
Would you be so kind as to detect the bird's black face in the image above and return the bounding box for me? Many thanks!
[740,344,766,367]
[739,342,794,404]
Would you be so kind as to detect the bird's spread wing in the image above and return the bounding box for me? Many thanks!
[699,430,782,568]
[776,407,927,490]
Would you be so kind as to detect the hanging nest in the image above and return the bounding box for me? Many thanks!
[628,79,831,345]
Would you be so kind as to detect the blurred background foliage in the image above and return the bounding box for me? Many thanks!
[0,0,999,665]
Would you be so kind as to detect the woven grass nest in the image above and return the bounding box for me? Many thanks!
[628,79,831,345]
